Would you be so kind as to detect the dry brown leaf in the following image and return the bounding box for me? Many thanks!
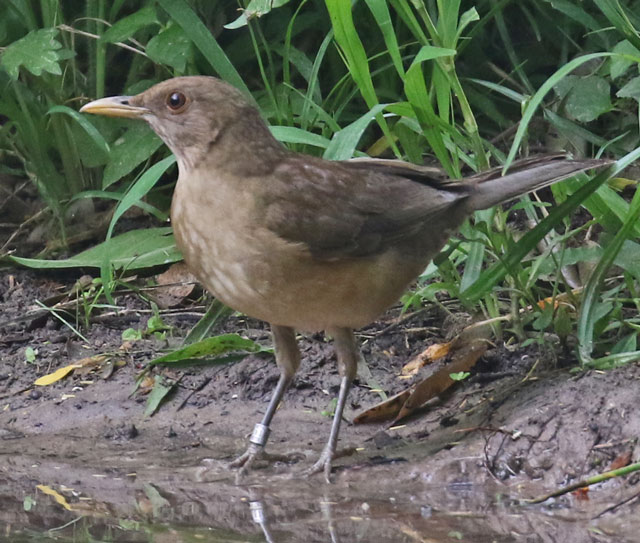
[354,320,492,425]
[401,341,451,376]
[152,262,197,308]
[353,389,412,424]
[536,290,579,311]
[610,450,633,471]
[395,339,487,422]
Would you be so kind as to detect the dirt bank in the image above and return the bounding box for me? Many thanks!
[1,269,639,541]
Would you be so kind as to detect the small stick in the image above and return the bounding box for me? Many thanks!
[525,461,640,504]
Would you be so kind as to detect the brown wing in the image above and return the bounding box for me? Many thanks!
[259,155,472,260]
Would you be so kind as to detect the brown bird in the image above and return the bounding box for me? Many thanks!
[81,76,605,481]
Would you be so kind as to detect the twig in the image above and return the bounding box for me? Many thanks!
[525,461,640,504]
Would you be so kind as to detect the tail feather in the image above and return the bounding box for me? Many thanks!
[468,157,609,211]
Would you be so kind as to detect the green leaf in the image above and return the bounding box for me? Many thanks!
[1,28,72,80]
[617,75,640,101]
[146,23,193,72]
[149,334,265,365]
[184,300,233,345]
[100,5,158,43]
[122,328,143,341]
[47,105,111,165]
[564,75,612,122]
[578,184,640,363]
[325,0,399,157]
[8,227,182,271]
[592,0,640,51]
[450,371,470,381]
[270,126,331,148]
[156,0,250,98]
[25,347,37,364]
[506,52,614,169]
[144,376,175,417]
[548,0,602,31]
[404,46,459,176]
[106,156,176,239]
[614,240,640,276]
[610,40,640,79]
[364,0,405,77]
[323,103,388,160]
[102,124,164,189]
[224,0,291,29]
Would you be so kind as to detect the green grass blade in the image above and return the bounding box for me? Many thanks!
[505,53,614,170]
[323,103,388,160]
[46,105,110,159]
[463,147,640,302]
[593,0,640,50]
[8,227,181,271]
[150,333,265,365]
[577,184,640,363]
[364,0,405,77]
[105,155,176,240]
[156,0,250,97]
[270,126,331,148]
[325,0,400,157]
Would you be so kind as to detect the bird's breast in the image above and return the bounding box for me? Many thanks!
[169,169,432,332]
[171,173,265,307]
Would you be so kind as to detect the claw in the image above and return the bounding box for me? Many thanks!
[302,448,334,483]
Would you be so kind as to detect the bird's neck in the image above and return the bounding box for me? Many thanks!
[175,108,287,179]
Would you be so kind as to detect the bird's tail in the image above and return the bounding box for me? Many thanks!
[468,155,609,211]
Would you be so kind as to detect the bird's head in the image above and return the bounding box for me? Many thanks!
[81,76,279,172]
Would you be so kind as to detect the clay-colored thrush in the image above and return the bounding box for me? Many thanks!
[81,76,605,480]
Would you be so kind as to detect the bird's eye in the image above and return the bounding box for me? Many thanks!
[166,91,187,112]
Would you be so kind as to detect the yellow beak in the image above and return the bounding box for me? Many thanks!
[80,96,148,118]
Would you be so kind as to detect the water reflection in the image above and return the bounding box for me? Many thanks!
[1,448,638,542]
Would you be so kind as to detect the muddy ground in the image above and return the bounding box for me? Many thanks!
[1,267,640,542]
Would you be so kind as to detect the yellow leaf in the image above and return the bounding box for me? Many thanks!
[36,484,72,511]
[34,364,82,386]
[608,177,638,191]
[401,341,451,375]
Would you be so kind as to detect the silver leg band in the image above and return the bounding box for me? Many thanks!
[249,423,270,447]
[250,500,265,523]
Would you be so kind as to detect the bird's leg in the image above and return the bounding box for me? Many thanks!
[229,325,300,476]
[304,327,358,482]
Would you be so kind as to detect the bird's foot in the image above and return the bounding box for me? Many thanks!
[302,446,335,483]
[230,443,304,482]
[301,446,358,482]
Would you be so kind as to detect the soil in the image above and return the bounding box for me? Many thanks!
[1,267,640,542]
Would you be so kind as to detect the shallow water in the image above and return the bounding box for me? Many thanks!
[2,445,637,543]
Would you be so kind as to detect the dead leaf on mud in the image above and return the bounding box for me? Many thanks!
[144,375,177,417]
[352,389,412,424]
[150,263,197,308]
[401,341,451,376]
[36,484,72,511]
[33,355,108,386]
[354,322,491,425]
[610,450,633,471]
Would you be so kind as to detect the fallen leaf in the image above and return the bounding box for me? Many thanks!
[401,342,451,376]
[610,450,633,471]
[572,487,590,501]
[151,262,197,308]
[34,364,82,386]
[353,389,411,424]
[354,321,491,424]
[395,339,487,422]
[36,484,72,510]
[34,355,108,386]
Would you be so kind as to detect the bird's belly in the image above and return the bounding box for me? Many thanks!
[175,219,427,331]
